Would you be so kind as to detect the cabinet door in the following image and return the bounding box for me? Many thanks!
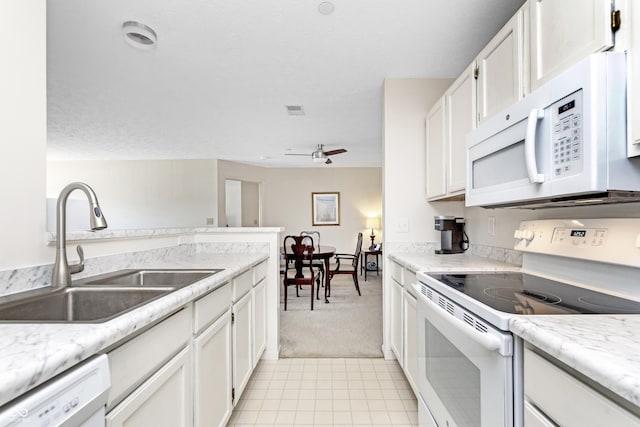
[628,1,640,157]
[390,278,403,364]
[446,63,476,194]
[402,289,418,393]
[477,6,526,124]
[530,0,614,90]
[252,279,266,366]
[425,97,447,199]
[106,346,192,427]
[232,291,252,403]
[194,311,232,427]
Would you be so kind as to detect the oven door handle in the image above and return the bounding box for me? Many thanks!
[421,292,503,353]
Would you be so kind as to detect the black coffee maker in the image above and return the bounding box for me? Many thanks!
[434,216,468,254]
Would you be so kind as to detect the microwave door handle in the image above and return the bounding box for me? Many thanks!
[525,109,545,183]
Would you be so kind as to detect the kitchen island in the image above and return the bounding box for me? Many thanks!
[0,226,283,410]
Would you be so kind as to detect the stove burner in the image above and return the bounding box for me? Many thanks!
[484,287,561,305]
[578,295,640,312]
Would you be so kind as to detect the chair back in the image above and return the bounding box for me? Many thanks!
[284,235,315,277]
[352,232,363,267]
[300,231,320,251]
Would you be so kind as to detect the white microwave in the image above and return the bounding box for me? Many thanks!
[466,52,640,208]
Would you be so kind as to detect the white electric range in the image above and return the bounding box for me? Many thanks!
[414,218,640,427]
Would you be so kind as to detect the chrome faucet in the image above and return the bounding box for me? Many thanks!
[52,182,108,288]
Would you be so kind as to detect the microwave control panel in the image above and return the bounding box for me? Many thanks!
[551,90,583,178]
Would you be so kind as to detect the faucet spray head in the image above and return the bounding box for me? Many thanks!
[90,204,108,230]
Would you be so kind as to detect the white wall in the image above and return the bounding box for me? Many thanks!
[382,79,465,246]
[0,1,49,269]
[47,159,218,230]
[218,160,382,254]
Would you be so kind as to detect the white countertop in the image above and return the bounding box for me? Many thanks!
[0,252,266,407]
[390,251,640,411]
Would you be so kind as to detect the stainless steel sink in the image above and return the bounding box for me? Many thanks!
[74,269,223,287]
[0,287,172,323]
[0,269,223,323]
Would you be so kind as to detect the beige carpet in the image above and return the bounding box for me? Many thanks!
[279,272,383,358]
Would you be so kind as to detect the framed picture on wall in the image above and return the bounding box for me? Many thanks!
[312,192,340,226]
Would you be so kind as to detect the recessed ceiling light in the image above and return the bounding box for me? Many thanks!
[318,2,335,15]
[122,21,157,50]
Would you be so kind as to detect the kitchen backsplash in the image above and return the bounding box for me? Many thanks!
[386,242,522,266]
[0,242,269,298]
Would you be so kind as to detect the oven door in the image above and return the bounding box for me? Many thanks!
[415,283,514,427]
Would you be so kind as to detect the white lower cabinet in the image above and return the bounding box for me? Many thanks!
[252,279,266,367]
[194,311,232,427]
[402,289,418,393]
[106,346,193,427]
[524,346,640,427]
[390,277,403,364]
[232,291,253,403]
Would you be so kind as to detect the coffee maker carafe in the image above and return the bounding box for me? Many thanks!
[434,216,468,254]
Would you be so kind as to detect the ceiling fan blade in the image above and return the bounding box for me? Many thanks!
[324,148,347,156]
[284,153,311,156]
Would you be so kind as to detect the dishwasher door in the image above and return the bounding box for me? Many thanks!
[0,354,110,427]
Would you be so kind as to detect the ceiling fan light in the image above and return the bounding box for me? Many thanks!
[312,152,326,163]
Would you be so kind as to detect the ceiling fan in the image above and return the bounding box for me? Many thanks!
[285,144,347,164]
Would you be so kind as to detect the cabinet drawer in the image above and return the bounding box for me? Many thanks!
[233,269,252,301]
[524,348,640,427]
[107,307,191,409]
[253,261,267,285]
[106,346,192,427]
[390,261,403,284]
[193,282,231,334]
[404,269,417,288]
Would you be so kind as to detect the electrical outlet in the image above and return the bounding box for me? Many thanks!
[396,218,409,233]
[488,216,496,236]
[206,217,214,225]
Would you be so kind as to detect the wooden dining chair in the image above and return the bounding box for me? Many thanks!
[329,232,363,296]
[300,230,324,295]
[283,235,317,310]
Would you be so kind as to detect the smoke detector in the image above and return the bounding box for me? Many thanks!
[122,21,157,50]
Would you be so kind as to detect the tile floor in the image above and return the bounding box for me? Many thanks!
[226,358,418,426]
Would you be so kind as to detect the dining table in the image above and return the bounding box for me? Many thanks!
[283,245,335,303]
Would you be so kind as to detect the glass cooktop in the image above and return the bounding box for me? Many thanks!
[427,272,640,315]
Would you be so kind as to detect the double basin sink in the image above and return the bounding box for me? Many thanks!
[0,269,222,323]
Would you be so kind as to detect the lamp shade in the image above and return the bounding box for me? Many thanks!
[366,217,380,230]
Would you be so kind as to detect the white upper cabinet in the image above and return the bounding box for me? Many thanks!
[530,0,615,90]
[425,97,447,200]
[446,63,476,194]
[477,5,528,124]
[425,64,475,201]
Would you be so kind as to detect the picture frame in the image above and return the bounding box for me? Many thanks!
[312,192,340,226]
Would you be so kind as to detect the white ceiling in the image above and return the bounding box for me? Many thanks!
[46,0,525,167]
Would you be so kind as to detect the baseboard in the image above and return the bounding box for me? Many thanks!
[381,345,395,360]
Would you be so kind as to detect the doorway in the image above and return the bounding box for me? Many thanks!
[224,179,261,227]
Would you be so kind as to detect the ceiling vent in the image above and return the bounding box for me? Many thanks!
[285,105,305,116]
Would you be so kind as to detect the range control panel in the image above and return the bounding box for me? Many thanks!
[513,218,640,267]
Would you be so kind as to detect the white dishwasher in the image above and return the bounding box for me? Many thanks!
[0,354,110,427]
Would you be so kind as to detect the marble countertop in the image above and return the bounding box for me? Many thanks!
[0,252,266,407]
[511,316,640,410]
[388,251,521,273]
[390,251,640,411]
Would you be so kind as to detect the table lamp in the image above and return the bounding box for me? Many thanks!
[366,217,380,250]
